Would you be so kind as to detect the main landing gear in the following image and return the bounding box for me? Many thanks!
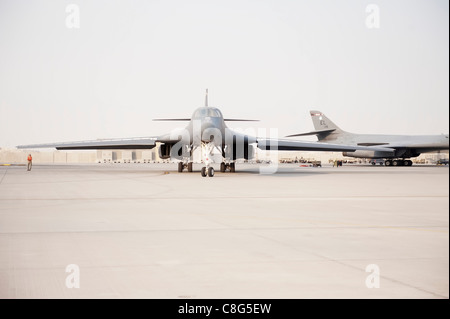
[384,159,413,166]
[220,162,235,173]
[178,162,193,172]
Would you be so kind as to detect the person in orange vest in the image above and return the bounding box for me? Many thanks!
[27,154,32,171]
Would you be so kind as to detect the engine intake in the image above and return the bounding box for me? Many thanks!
[158,143,183,160]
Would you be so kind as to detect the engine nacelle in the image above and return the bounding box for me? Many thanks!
[342,150,394,159]
[245,144,255,160]
[158,143,183,160]
[226,136,255,160]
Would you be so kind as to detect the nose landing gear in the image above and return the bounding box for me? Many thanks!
[201,166,215,177]
[199,142,238,177]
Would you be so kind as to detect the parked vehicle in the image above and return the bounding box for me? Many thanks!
[370,159,385,166]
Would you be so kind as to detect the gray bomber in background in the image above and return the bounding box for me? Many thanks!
[17,91,398,176]
[287,110,449,166]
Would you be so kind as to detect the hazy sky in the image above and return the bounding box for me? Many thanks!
[0,0,448,147]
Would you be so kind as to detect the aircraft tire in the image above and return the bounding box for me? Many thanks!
[208,167,215,177]
[230,163,236,173]
[220,163,226,172]
[188,162,193,172]
[385,160,392,166]
[392,160,401,166]
[201,167,207,177]
[178,162,183,173]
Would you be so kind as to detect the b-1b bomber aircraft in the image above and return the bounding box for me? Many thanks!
[18,91,397,176]
[287,110,449,166]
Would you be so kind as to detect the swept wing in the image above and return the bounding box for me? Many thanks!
[17,137,158,150]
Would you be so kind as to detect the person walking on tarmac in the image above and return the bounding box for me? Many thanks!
[27,154,32,171]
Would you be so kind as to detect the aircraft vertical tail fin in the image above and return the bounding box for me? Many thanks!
[309,110,347,141]
[310,110,342,132]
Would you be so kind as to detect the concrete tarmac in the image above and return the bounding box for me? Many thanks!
[0,163,448,298]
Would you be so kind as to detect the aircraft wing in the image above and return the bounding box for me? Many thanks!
[17,137,158,150]
[257,138,396,153]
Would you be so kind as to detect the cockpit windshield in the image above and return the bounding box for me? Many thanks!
[192,108,223,118]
